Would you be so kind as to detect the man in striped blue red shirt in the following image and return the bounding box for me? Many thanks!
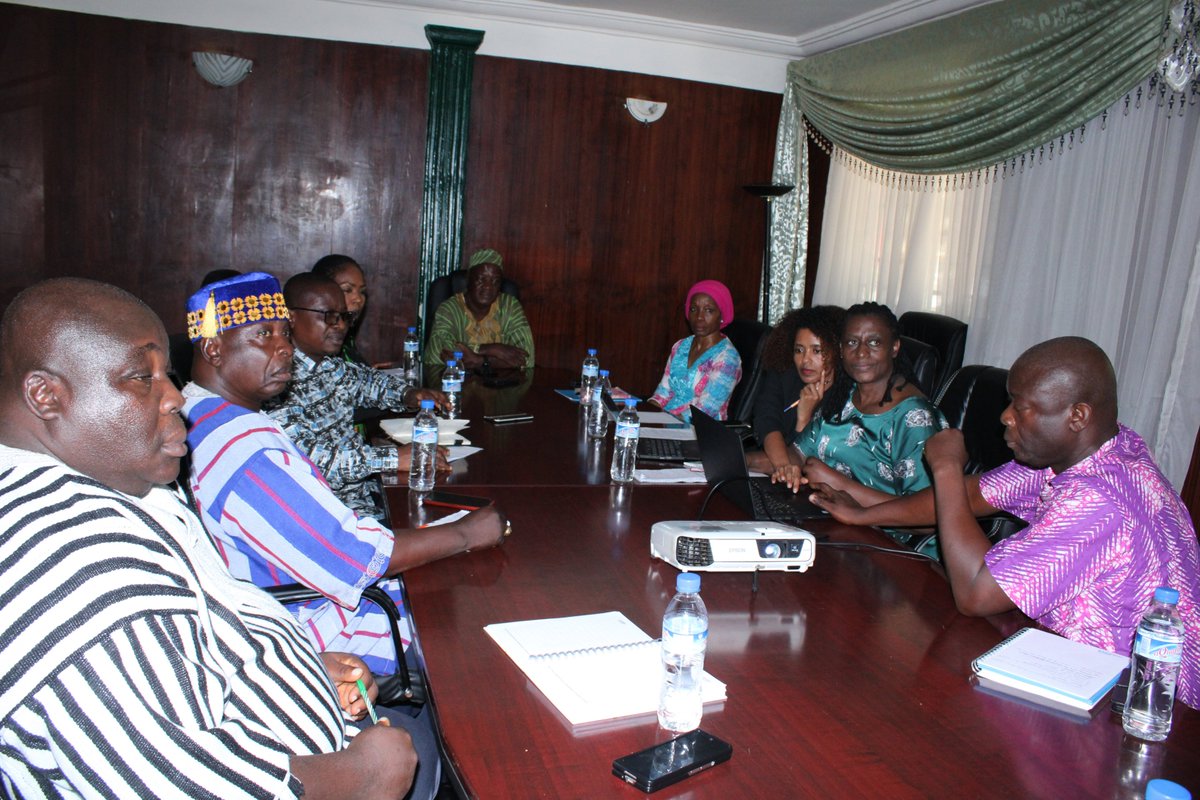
[180,273,508,677]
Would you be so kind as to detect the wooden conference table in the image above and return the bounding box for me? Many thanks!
[384,369,1200,799]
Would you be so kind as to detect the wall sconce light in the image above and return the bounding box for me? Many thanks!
[625,98,667,124]
[192,52,254,87]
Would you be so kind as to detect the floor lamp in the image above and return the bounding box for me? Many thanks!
[744,184,794,324]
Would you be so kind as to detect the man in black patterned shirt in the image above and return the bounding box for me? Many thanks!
[266,273,447,518]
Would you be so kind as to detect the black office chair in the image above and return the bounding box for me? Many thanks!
[898,335,940,398]
[722,318,771,424]
[898,311,968,397]
[423,269,521,345]
[936,365,1014,475]
[265,582,424,706]
[168,332,194,388]
[910,365,1026,552]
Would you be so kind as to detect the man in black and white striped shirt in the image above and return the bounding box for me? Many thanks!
[0,278,417,799]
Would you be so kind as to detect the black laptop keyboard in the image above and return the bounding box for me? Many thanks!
[749,481,809,522]
[638,438,687,461]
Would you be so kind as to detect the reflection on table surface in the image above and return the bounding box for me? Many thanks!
[381,369,1200,799]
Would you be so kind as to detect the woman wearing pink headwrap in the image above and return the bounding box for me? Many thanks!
[649,280,743,422]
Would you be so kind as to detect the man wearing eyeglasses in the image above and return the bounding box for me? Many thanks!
[267,273,448,519]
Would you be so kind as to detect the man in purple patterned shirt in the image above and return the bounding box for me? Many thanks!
[811,337,1199,708]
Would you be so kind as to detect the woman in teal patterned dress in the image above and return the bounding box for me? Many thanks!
[790,302,947,512]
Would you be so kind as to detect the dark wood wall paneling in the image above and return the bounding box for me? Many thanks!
[0,4,780,392]
[462,58,779,390]
[0,3,429,357]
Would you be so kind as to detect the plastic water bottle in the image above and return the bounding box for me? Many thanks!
[442,360,462,419]
[408,399,438,493]
[658,572,708,733]
[586,369,611,439]
[610,398,639,484]
[1146,779,1192,800]
[579,348,599,405]
[402,326,420,382]
[1123,587,1185,741]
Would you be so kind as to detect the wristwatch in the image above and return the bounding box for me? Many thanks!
[481,355,492,373]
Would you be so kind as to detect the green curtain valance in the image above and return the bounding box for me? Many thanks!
[789,0,1169,174]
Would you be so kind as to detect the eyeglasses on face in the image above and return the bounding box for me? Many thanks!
[289,307,355,326]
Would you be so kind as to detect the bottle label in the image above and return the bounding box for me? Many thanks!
[582,365,598,378]
[662,627,707,656]
[616,421,640,439]
[442,378,462,392]
[413,425,438,445]
[404,341,419,352]
[1133,629,1184,663]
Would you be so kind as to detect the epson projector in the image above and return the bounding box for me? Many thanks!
[650,521,817,572]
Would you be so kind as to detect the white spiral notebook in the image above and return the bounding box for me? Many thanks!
[971,627,1127,714]
[484,611,726,728]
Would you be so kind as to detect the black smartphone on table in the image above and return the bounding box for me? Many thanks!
[611,729,732,793]
[483,412,534,424]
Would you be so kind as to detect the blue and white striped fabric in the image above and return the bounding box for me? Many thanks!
[183,384,409,674]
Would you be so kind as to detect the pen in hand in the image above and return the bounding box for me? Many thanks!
[356,678,379,724]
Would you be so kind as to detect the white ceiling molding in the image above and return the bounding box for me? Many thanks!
[9,0,994,93]
[794,0,1003,54]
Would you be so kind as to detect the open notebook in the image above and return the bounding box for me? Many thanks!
[485,611,726,729]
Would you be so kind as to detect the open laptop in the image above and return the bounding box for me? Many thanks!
[691,406,826,522]
[600,392,701,461]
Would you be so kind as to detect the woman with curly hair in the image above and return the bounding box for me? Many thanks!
[747,305,844,487]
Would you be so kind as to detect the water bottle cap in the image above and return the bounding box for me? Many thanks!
[419,399,435,409]
[454,351,464,358]
[407,326,416,333]
[599,369,609,377]
[1146,779,1192,800]
[624,398,637,407]
[676,572,700,593]
[446,360,456,368]
[587,348,597,356]
[1154,586,1180,605]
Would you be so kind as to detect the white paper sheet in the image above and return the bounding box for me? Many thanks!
[639,426,697,441]
[379,417,471,445]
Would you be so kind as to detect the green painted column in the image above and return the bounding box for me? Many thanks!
[418,25,484,338]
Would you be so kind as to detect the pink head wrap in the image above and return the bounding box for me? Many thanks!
[685,280,734,330]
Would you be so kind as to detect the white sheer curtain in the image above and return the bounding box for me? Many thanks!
[973,93,1200,488]
[814,154,1002,321]
[813,86,1200,487]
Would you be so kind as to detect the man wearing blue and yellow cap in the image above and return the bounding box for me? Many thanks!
[180,273,509,799]
[181,272,507,670]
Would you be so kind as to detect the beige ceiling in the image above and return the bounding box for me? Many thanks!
[406,0,1002,53]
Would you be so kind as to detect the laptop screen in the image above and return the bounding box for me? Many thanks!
[691,406,825,521]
